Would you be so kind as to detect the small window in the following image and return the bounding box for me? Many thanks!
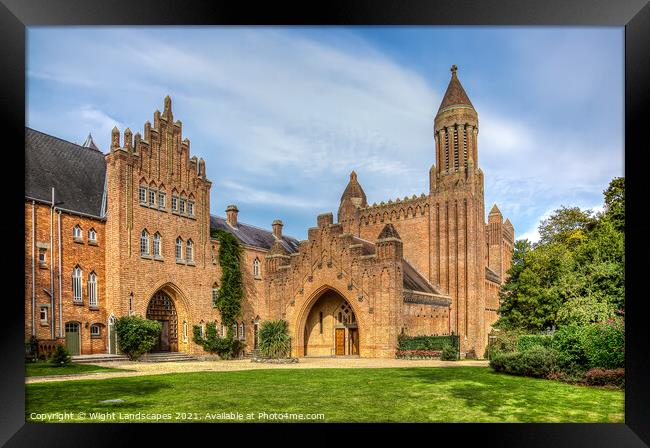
[233,323,238,338]
[88,228,97,243]
[175,237,183,260]
[140,230,150,256]
[128,294,133,315]
[139,187,147,204]
[90,324,101,338]
[212,285,219,308]
[38,248,46,265]
[148,189,156,206]
[253,258,261,278]
[153,233,161,257]
[319,311,323,334]
[172,196,178,212]
[39,306,48,323]
[179,198,186,214]
[158,192,166,209]
[73,225,82,240]
[239,322,245,340]
[183,321,188,342]
[201,322,206,338]
[186,239,193,263]
[188,201,194,217]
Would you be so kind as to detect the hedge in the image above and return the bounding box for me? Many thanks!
[397,335,457,351]
[517,334,553,352]
[489,346,559,378]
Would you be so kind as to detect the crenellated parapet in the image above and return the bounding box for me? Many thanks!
[358,193,430,225]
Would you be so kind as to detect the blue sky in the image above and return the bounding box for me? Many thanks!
[26,27,624,242]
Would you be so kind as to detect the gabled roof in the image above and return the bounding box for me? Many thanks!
[25,127,107,218]
[437,65,474,113]
[210,215,300,253]
[377,223,401,240]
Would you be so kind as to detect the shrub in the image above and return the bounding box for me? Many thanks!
[484,329,526,359]
[517,334,553,352]
[580,317,624,369]
[193,323,240,359]
[49,344,71,366]
[551,324,589,371]
[584,368,625,388]
[258,320,291,359]
[114,315,161,361]
[490,346,559,378]
[397,335,457,351]
[441,343,458,361]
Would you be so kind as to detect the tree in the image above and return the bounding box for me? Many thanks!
[602,177,624,231]
[114,315,161,360]
[538,206,597,247]
[49,344,72,366]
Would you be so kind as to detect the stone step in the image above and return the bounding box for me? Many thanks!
[139,352,198,362]
[72,355,129,364]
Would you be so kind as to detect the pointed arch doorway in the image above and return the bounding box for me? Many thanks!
[146,290,178,352]
[303,289,359,357]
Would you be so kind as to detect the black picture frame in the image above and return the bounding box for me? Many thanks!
[1,0,648,445]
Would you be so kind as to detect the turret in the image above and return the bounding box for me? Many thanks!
[338,170,368,233]
[434,65,479,177]
[376,223,403,260]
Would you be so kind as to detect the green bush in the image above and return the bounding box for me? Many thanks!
[114,315,161,361]
[397,335,457,351]
[49,344,72,366]
[484,329,526,359]
[193,323,241,359]
[440,343,458,361]
[580,317,624,369]
[258,320,291,359]
[550,324,589,371]
[517,334,553,352]
[584,368,625,388]
[490,346,559,378]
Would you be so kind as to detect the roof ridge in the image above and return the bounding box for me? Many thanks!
[26,127,105,155]
[210,214,299,242]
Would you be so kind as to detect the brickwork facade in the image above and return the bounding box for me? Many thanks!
[25,67,513,359]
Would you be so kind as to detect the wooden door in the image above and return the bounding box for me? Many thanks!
[349,328,359,355]
[335,328,345,355]
[159,320,170,351]
[65,322,80,355]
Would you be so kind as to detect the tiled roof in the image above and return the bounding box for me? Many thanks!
[25,127,107,217]
[437,65,474,112]
[210,215,300,253]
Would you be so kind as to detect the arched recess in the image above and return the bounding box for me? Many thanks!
[295,285,363,358]
[144,282,192,353]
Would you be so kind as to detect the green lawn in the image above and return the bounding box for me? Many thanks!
[25,367,624,423]
[26,361,130,377]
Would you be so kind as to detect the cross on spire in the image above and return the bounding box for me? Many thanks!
[451,64,458,75]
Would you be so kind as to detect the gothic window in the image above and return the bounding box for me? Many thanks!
[88,228,97,243]
[139,186,147,204]
[444,129,449,170]
[73,225,82,240]
[128,293,133,315]
[87,271,97,308]
[183,321,188,342]
[148,189,156,206]
[462,126,468,163]
[158,192,166,209]
[179,197,186,214]
[90,324,101,338]
[212,283,219,308]
[176,237,183,260]
[453,126,459,169]
[153,232,161,257]
[72,266,82,303]
[140,230,150,256]
[188,201,194,217]
[239,322,245,340]
[319,311,323,334]
[186,239,193,263]
[253,258,261,278]
[171,195,178,212]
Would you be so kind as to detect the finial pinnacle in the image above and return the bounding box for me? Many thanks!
[350,170,357,180]
[451,64,458,76]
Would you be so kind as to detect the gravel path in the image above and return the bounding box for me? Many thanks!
[26,358,489,384]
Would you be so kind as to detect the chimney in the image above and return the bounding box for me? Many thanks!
[272,219,283,239]
[226,204,239,227]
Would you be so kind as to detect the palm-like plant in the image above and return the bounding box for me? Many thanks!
[258,320,291,359]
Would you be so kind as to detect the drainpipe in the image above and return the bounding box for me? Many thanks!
[58,210,63,338]
[31,201,35,337]
[50,188,55,340]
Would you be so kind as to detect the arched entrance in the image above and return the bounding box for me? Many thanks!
[303,289,359,357]
[146,290,178,352]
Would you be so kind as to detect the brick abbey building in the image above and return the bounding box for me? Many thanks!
[25,67,513,358]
